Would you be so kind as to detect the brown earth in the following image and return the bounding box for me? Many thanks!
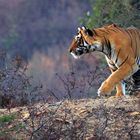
[0,96,140,140]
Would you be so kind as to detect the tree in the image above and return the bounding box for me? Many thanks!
[81,0,140,28]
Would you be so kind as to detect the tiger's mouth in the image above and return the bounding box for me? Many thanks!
[70,52,81,59]
[70,47,88,59]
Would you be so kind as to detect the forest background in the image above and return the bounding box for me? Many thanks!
[0,0,140,103]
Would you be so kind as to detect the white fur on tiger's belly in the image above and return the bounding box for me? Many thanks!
[71,52,80,59]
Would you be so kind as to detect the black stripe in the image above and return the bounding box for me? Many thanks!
[138,58,140,65]
[115,26,123,32]
[92,29,97,36]
[109,61,114,65]
[110,67,117,72]
[136,57,138,63]
[104,37,111,58]
[136,57,140,65]
[109,63,117,71]
[84,40,88,45]
[108,28,118,33]
[115,48,121,64]
[110,64,116,69]
[119,55,129,67]
[81,37,84,45]
[125,30,134,52]
[139,59,140,66]
[102,42,104,52]
[98,29,110,34]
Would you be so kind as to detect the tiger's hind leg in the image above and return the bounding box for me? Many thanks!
[115,82,124,96]
[130,69,140,96]
[132,69,140,91]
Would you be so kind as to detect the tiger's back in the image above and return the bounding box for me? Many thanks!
[125,26,140,58]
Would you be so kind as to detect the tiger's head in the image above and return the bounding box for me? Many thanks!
[69,26,102,59]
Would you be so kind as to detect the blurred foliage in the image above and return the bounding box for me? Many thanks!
[0,0,90,60]
[81,0,140,28]
[0,113,16,124]
[2,32,18,49]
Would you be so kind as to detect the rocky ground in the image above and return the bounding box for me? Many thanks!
[0,96,140,140]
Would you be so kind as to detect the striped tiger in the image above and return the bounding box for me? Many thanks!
[68,24,140,96]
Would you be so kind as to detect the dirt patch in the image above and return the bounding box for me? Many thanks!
[0,96,140,140]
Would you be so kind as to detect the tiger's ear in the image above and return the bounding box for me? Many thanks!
[78,26,86,32]
[85,29,94,37]
[78,26,96,37]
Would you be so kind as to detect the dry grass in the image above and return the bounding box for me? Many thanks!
[0,96,140,140]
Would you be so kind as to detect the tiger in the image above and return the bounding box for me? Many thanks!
[68,24,140,96]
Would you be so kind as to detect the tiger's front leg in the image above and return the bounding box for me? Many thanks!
[106,59,125,96]
[98,63,138,96]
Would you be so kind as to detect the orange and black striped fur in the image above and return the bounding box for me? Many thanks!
[69,24,140,96]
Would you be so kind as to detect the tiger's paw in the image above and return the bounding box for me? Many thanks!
[97,90,111,97]
[97,81,113,96]
[115,92,123,97]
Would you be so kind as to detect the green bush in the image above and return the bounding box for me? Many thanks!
[81,0,140,28]
[0,113,16,124]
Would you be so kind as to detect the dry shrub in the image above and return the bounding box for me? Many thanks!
[17,97,140,140]
[0,50,45,108]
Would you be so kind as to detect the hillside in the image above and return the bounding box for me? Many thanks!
[0,96,140,140]
[0,0,100,100]
[0,0,90,59]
